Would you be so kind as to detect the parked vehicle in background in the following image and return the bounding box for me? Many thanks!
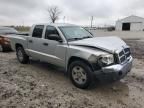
[9,23,133,89]
[0,27,18,52]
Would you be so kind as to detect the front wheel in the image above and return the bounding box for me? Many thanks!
[16,47,29,64]
[69,60,93,89]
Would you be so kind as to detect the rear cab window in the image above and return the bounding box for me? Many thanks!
[32,25,44,38]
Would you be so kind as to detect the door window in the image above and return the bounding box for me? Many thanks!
[32,25,44,38]
[45,26,59,39]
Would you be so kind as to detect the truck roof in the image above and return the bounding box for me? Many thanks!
[33,23,77,27]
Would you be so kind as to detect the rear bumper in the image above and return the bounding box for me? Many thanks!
[94,56,133,81]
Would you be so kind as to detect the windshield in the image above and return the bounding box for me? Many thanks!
[59,26,93,41]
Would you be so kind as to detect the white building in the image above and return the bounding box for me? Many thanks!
[116,15,144,31]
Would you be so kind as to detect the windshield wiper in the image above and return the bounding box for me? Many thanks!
[68,37,83,41]
[82,36,92,39]
[68,36,92,41]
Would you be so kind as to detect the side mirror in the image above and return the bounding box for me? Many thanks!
[48,34,63,42]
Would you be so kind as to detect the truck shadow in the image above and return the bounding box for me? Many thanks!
[8,58,130,101]
[29,59,66,75]
[28,59,129,94]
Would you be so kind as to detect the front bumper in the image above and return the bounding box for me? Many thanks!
[94,56,133,81]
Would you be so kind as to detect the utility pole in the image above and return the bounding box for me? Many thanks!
[63,16,66,23]
[90,16,93,28]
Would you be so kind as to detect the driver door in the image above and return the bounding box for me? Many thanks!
[40,25,67,67]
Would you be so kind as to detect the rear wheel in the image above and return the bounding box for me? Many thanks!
[69,60,93,89]
[16,47,29,64]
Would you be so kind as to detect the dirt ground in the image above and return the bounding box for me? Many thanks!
[0,39,144,108]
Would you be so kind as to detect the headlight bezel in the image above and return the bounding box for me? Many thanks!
[98,54,114,67]
[88,54,114,67]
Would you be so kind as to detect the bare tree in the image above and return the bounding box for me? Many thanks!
[48,6,61,23]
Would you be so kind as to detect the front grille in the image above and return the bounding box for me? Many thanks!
[117,48,131,63]
[120,55,126,63]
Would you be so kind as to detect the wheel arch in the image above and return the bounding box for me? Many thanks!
[67,56,94,72]
[15,43,29,64]
[15,43,23,50]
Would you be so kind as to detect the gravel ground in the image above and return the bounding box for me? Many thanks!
[0,40,144,108]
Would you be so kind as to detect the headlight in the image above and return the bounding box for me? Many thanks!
[99,54,114,66]
[88,54,114,67]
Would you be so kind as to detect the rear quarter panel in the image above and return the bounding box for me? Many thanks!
[8,35,28,52]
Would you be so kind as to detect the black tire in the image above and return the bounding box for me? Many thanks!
[16,46,29,64]
[68,60,94,89]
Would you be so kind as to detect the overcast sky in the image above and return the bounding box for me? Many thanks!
[0,0,144,26]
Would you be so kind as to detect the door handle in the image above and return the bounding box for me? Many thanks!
[29,40,33,43]
[43,43,49,46]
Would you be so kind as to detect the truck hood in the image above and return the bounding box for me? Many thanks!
[68,36,127,53]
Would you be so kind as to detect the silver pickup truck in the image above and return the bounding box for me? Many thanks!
[9,23,133,89]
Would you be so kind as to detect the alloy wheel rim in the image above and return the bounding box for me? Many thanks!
[72,66,87,85]
[17,49,23,61]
